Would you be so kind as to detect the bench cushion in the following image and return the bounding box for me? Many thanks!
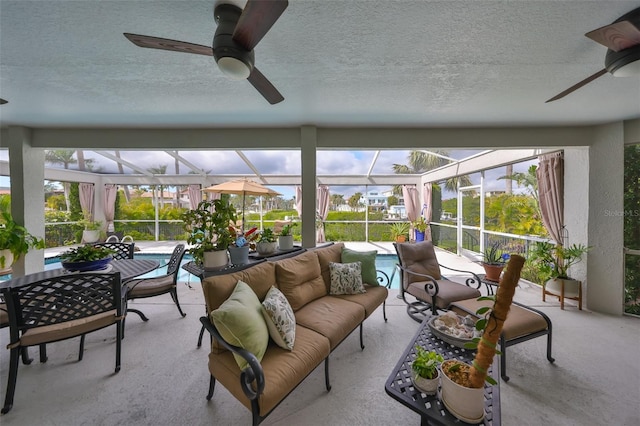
[209,325,331,417]
[294,296,365,349]
[450,299,549,340]
[334,284,388,318]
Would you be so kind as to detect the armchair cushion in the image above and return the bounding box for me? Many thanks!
[395,241,442,284]
[126,275,174,297]
[329,261,365,295]
[341,247,378,285]
[210,280,269,370]
[407,280,481,310]
[261,286,296,350]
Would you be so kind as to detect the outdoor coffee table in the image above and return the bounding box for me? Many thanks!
[385,318,500,426]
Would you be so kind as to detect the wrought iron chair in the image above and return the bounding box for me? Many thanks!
[91,242,135,260]
[125,244,187,324]
[1,272,125,414]
[394,241,483,321]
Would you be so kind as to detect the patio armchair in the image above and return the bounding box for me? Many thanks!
[91,242,135,260]
[393,241,482,321]
[1,272,125,414]
[125,244,186,325]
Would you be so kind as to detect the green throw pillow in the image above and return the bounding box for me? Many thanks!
[210,280,269,370]
[341,248,378,285]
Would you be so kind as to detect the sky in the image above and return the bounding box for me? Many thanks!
[0,149,535,201]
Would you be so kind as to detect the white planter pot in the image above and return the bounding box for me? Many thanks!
[82,230,100,243]
[0,249,14,273]
[545,278,581,298]
[440,360,485,423]
[411,369,439,395]
[256,241,277,256]
[203,250,229,269]
[278,235,294,251]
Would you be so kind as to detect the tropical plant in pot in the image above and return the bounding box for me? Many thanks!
[412,217,428,242]
[78,215,103,243]
[278,223,296,250]
[439,255,525,423]
[59,245,115,272]
[390,222,410,242]
[411,345,443,395]
[256,227,277,255]
[181,198,237,268]
[481,242,510,282]
[528,241,591,303]
[228,225,259,265]
[0,211,45,273]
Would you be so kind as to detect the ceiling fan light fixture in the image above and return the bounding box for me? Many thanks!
[217,56,251,80]
[612,59,640,77]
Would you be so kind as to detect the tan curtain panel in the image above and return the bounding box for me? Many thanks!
[422,183,433,241]
[536,152,564,244]
[294,185,303,218]
[316,185,330,243]
[187,184,202,209]
[103,184,117,232]
[79,182,95,221]
[402,185,419,240]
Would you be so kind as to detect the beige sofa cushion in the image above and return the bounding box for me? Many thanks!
[450,299,549,341]
[313,243,345,291]
[209,324,331,417]
[294,296,365,349]
[334,284,389,318]
[274,251,327,311]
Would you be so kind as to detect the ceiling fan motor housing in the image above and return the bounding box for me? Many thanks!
[213,3,254,80]
[605,7,640,77]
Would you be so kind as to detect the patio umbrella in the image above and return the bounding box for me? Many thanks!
[202,179,281,230]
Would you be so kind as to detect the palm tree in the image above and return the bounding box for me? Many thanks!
[45,149,77,211]
[499,165,541,220]
[392,150,472,193]
[330,193,345,211]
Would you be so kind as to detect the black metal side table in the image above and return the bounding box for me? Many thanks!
[385,319,500,426]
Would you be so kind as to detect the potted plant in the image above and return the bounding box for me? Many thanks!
[440,255,524,423]
[390,222,410,243]
[228,226,258,265]
[78,218,103,243]
[411,345,443,395]
[481,242,510,282]
[59,244,115,272]
[412,217,428,242]
[181,198,237,268]
[278,223,296,250]
[529,241,591,307]
[0,211,45,273]
[256,227,277,255]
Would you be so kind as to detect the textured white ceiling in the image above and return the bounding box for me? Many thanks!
[1,0,639,128]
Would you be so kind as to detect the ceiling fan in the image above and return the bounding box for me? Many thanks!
[124,0,288,105]
[546,6,640,103]
[0,99,7,105]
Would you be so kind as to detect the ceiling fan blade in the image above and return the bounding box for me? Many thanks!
[585,20,640,52]
[0,98,7,105]
[545,69,608,103]
[123,33,213,56]
[232,0,288,51]
[247,67,284,104]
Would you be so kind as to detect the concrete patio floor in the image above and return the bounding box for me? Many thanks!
[1,244,638,425]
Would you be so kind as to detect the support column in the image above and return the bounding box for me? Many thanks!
[300,126,317,248]
[7,126,45,276]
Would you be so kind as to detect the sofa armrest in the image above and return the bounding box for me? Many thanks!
[375,269,392,288]
[199,316,265,400]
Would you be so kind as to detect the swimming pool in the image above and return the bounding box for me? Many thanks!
[3,253,400,288]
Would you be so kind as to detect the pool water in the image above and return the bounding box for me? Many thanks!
[5,253,400,288]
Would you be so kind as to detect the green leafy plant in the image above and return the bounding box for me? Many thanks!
[77,218,103,231]
[482,242,510,265]
[412,217,428,233]
[528,241,591,280]
[390,222,410,239]
[279,223,297,236]
[60,245,114,262]
[181,198,237,264]
[412,346,444,379]
[0,211,45,269]
[258,228,276,243]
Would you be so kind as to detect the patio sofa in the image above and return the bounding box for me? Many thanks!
[199,243,390,425]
